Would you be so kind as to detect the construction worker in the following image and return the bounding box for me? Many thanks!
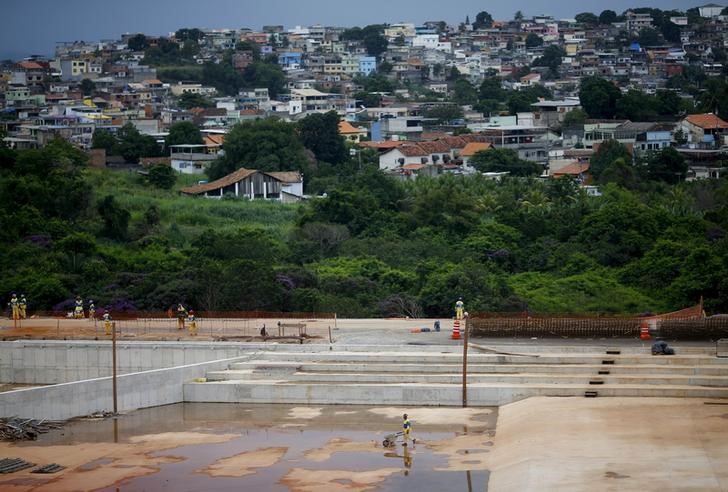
[74,296,84,319]
[176,303,187,330]
[402,413,412,445]
[88,300,96,320]
[187,310,197,336]
[8,293,19,320]
[455,297,465,320]
[19,295,27,319]
[103,310,113,336]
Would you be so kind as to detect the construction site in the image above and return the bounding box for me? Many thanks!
[0,310,727,491]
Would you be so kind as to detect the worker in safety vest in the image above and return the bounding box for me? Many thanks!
[9,293,19,320]
[176,303,187,330]
[402,413,412,445]
[188,310,198,336]
[88,300,96,320]
[74,296,84,319]
[103,310,113,336]
[19,295,27,319]
[455,298,464,320]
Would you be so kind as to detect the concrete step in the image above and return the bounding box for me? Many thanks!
[184,380,728,407]
[205,368,728,387]
[248,351,728,366]
[225,361,728,377]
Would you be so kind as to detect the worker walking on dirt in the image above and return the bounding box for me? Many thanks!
[74,296,84,319]
[103,310,113,336]
[88,300,96,320]
[455,297,464,320]
[19,295,27,319]
[176,303,187,330]
[403,414,412,445]
[188,310,197,336]
[8,293,19,320]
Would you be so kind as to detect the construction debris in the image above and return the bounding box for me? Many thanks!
[32,463,65,474]
[0,417,63,442]
[84,411,115,419]
[0,458,35,474]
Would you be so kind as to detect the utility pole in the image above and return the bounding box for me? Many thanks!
[462,313,469,407]
[112,321,118,414]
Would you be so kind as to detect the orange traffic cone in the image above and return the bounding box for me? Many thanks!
[452,319,461,340]
[639,321,650,341]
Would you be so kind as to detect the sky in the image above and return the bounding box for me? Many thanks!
[1,0,714,60]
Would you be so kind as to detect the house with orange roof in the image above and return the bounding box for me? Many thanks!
[338,121,368,143]
[460,141,492,168]
[679,113,728,148]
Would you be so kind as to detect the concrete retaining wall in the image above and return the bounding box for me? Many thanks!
[0,341,257,384]
[0,356,249,420]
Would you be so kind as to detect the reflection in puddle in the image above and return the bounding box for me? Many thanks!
[0,403,495,491]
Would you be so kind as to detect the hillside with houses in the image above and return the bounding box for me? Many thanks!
[1,6,728,316]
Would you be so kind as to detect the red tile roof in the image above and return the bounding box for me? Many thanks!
[685,113,728,130]
[552,162,590,177]
[461,142,492,156]
[338,121,365,134]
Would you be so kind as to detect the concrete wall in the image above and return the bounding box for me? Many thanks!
[0,356,249,420]
[0,341,256,384]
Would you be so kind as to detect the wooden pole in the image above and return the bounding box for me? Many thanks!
[328,325,333,350]
[112,321,118,414]
[462,314,469,408]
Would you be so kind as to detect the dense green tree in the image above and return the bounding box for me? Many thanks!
[143,38,184,65]
[177,92,215,109]
[561,108,589,128]
[590,139,632,182]
[115,123,162,163]
[298,111,347,165]
[575,12,599,25]
[479,77,505,100]
[354,91,382,107]
[579,76,621,119]
[91,129,116,153]
[202,60,243,96]
[126,34,148,51]
[80,78,95,96]
[599,10,618,24]
[175,28,204,42]
[470,148,541,176]
[473,11,494,30]
[97,195,130,241]
[525,33,544,48]
[655,90,682,116]
[616,90,658,121]
[424,105,464,123]
[532,45,566,72]
[147,165,177,189]
[165,121,203,149]
[452,79,478,105]
[241,60,286,98]
[209,119,307,179]
[644,147,688,184]
[637,27,662,47]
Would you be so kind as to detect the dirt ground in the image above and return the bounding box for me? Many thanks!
[485,397,728,492]
[0,403,496,492]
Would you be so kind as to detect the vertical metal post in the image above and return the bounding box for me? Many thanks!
[462,315,469,408]
[328,325,333,350]
[112,321,118,414]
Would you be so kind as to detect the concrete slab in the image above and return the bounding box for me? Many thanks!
[486,397,728,491]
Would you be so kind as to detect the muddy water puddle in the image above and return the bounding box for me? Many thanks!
[1,403,496,491]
